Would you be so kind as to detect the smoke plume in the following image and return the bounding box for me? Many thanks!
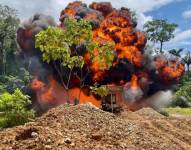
[17,1,185,111]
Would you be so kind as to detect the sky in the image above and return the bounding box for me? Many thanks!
[0,0,191,51]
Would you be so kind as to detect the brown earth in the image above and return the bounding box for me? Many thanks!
[0,104,191,150]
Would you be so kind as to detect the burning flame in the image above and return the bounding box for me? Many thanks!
[31,78,45,90]
[31,76,101,107]
[16,1,185,111]
[131,74,139,90]
[155,57,185,82]
[60,1,146,82]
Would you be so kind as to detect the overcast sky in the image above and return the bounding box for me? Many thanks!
[0,0,191,51]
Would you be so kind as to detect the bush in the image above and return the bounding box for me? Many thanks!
[0,68,30,94]
[0,89,35,128]
[176,84,191,102]
[171,96,189,108]
[0,75,24,94]
[173,83,191,108]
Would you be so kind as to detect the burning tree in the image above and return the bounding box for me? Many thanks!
[16,1,185,111]
[35,18,114,102]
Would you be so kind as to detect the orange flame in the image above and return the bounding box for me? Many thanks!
[69,88,101,107]
[61,1,147,82]
[155,57,185,82]
[159,60,185,82]
[31,76,101,107]
[31,78,45,90]
[131,75,139,90]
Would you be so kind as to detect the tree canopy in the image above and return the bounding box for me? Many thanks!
[0,5,20,75]
[183,51,191,74]
[0,89,35,128]
[169,48,184,57]
[35,18,115,100]
[144,19,177,53]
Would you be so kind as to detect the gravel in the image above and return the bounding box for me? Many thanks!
[0,104,191,150]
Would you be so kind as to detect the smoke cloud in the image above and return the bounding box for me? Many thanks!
[16,1,184,111]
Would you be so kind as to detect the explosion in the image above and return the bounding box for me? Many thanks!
[17,1,185,111]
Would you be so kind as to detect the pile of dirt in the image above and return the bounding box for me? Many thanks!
[0,104,191,150]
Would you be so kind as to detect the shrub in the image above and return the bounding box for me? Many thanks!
[0,75,24,94]
[176,84,191,102]
[0,68,31,94]
[171,96,189,108]
[0,89,35,128]
[173,83,191,108]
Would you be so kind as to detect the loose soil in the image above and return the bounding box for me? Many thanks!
[0,104,191,150]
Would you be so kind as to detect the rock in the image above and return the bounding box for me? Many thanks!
[31,132,38,138]
[46,138,52,144]
[120,142,127,149]
[91,133,102,140]
[64,137,72,144]
[45,145,52,150]
[70,142,75,147]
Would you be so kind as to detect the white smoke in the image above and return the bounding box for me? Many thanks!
[147,90,173,109]
[123,82,143,102]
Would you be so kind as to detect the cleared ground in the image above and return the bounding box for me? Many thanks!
[0,104,191,150]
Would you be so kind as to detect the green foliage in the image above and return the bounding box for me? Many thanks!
[36,18,114,70]
[176,84,191,103]
[0,68,31,94]
[0,89,35,128]
[157,109,169,117]
[171,96,189,108]
[144,19,177,43]
[0,5,20,75]
[144,19,177,53]
[64,18,92,45]
[90,85,109,97]
[19,67,31,84]
[182,51,191,74]
[179,73,191,87]
[35,18,114,90]
[168,48,183,57]
[87,42,115,70]
[35,19,91,69]
[164,107,191,116]
[183,52,191,65]
[172,71,191,108]
[0,75,24,94]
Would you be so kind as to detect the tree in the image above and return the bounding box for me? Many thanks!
[0,89,35,128]
[144,19,177,53]
[176,84,191,103]
[0,5,20,75]
[183,51,191,74]
[35,18,114,101]
[169,48,183,57]
[90,85,109,98]
[0,68,31,94]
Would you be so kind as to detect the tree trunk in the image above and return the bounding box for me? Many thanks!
[0,49,5,75]
[160,41,163,54]
[187,64,190,75]
[0,60,3,75]
[66,68,73,103]
[0,40,6,75]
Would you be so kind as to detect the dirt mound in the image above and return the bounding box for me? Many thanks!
[0,104,191,150]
